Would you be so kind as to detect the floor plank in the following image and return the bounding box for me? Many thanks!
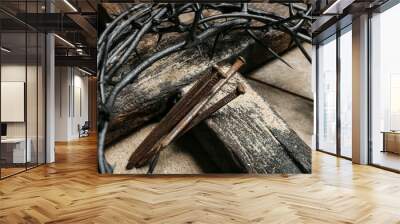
[0,135,399,223]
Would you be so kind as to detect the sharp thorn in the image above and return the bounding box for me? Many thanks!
[209,33,221,60]
[246,30,294,69]
[293,37,311,63]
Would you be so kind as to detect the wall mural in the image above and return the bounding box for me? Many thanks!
[97,2,313,174]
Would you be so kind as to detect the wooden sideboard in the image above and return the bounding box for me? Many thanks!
[382,131,400,154]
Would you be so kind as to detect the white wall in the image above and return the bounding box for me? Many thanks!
[72,72,89,137]
[54,66,89,141]
[55,66,69,141]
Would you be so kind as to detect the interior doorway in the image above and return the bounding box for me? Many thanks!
[54,67,96,146]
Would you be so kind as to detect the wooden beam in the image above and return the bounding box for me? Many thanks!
[189,72,311,173]
[67,13,97,46]
[105,29,292,145]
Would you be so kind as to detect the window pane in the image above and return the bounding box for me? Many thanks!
[27,31,38,169]
[38,32,45,165]
[1,31,27,177]
[340,27,352,158]
[0,0,46,179]
[318,35,337,154]
[26,0,40,169]
[371,3,400,171]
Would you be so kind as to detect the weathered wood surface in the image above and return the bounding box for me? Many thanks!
[106,67,311,174]
[104,4,293,145]
[184,68,311,174]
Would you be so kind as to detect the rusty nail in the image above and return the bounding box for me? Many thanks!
[160,58,245,145]
[178,82,246,138]
[129,57,246,168]
[126,65,227,169]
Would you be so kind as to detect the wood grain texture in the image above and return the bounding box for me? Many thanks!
[1,135,400,223]
[107,70,310,174]
[104,4,293,145]
[184,70,311,174]
[106,30,290,144]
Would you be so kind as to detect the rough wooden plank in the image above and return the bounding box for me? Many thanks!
[106,69,311,174]
[247,79,313,147]
[186,67,311,174]
[106,74,313,174]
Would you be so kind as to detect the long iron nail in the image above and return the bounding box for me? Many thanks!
[135,57,246,166]
[126,65,226,169]
[161,58,245,149]
[178,83,246,138]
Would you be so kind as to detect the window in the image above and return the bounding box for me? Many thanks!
[339,26,352,158]
[370,3,400,171]
[316,23,353,159]
[0,1,47,179]
[317,35,337,154]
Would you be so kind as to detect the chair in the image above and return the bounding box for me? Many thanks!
[78,121,90,138]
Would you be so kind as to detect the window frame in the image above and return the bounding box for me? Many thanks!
[315,22,353,161]
[367,0,400,173]
[0,0,48,180]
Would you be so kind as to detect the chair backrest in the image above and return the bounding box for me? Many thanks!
[82,121,90,129]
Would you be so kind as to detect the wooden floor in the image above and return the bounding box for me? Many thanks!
[0,135,400,223]
[1,167,26,178]
[372,150,400,171]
